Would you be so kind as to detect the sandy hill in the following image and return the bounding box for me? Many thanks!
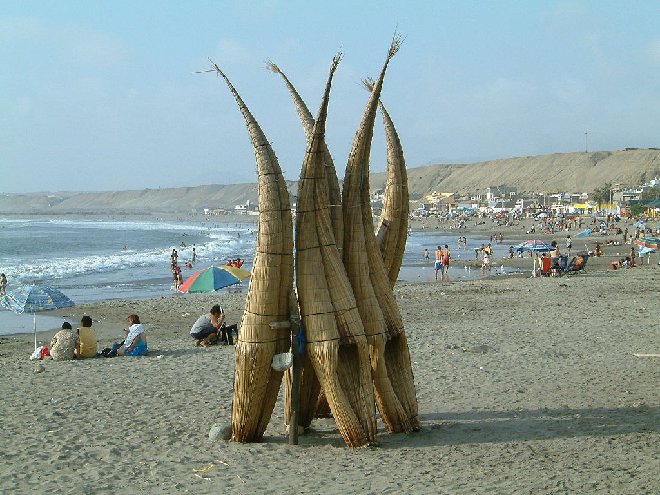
[1,150,658,215]
[383,149,660,199]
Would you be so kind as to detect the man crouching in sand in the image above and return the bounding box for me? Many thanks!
[190,304,238,347]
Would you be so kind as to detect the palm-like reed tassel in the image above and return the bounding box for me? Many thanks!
[363,77,410,287]
[295,54,377,447]
[342,37,419,433]
[210,61,294,442]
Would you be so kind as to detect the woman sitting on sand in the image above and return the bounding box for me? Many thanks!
[50,322,77,361]
[116,314,148,356]
[76,315,98,359]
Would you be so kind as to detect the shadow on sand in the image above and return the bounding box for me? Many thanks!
[259,404,658,448]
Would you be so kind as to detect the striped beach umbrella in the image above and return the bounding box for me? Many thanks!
[178,265,251,293]
[634,236,660,250]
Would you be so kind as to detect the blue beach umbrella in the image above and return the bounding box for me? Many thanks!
[514,239,553,253]
[1,285,75,350]
[513,240,553,277]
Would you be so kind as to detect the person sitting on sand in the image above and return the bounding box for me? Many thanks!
[594,242,603,257]
[50,322,77,361]
[116,314,148,356]
[610,258,626,270]
[75,315,98,359]
[572,255,585,270]
[190,304,238,346]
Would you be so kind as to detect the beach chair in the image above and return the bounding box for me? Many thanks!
[566,254,589,274]
[553,255,569,276]
[565,256,577,271]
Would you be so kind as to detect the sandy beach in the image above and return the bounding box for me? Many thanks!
[0,219,658,494]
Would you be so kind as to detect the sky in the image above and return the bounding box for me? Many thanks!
[1,0,659,194]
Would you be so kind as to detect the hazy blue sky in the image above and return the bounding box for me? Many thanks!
[2,1,659,193]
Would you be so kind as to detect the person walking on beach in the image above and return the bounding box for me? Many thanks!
[441,244,451,281]
[172,264,182,290]
[423,248,430,263]
[434,246,443,281]
[0,273,7,296]
[566,235,572,257]
[481,251,492,273]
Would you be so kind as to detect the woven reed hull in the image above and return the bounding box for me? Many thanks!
[336,334,377,441]
[384,332,420,431]
[314,389,332,418]
[362,205,420,433]
[234,284,291,442]
[268,62,344,255]
[212,64,293,443]
[376,101,409,287]
[359,213,419,433]
[307,340,375,447]
[242,254,293,335]
[297,244,376,444]
[232,339,286,442]
[324,148,344,256]
[339,39,419,435]
[363,180,419,433]
[293,54,377,446]
[284,352,322,428]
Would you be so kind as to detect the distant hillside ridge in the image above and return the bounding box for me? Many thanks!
[1,150,658,214]
[379,149,660,199]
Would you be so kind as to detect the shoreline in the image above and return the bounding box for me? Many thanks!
[2,218,650,340]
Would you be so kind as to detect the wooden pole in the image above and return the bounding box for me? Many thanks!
[287,288,302,445]
[289,323,301,445]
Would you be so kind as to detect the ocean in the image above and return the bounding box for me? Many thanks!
[0,217,518,335]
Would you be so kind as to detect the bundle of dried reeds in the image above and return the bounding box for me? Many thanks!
[267,60,344,255]
[341,37,420,433]
[294,54,377,447]
[363,78,410,288]
[210,62,294,443]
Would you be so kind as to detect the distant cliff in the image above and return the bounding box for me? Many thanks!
[1,150,658,214]
[399,149,660,198]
